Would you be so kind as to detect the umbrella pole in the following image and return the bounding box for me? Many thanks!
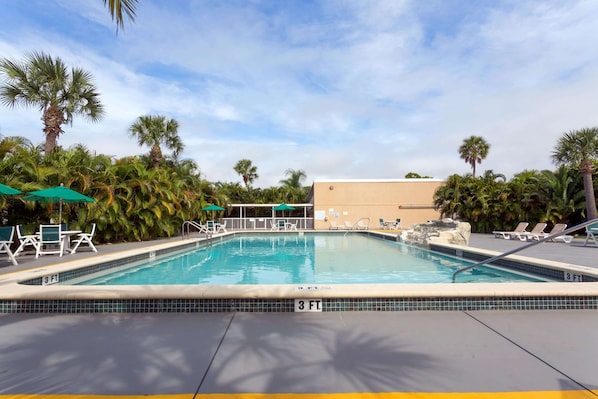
[59,200,62,225]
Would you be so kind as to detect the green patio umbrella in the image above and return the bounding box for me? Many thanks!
[273,203,295,218]
[201,204,225,211]
[0,182,22,195]
[23,184,95,224]
[273,203,295,211]
[201,204,225,223]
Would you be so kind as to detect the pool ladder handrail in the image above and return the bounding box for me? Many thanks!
[181,220,212,240]
[451,218,598,283]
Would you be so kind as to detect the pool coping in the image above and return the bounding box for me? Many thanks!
[1,231,598,312]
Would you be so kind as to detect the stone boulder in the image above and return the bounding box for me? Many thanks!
[399,219,471,247]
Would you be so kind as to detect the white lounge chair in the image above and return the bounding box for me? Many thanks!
[524,223,573,243]
[0,226,18,266]
[344,221,354,230]
[492,222,529,239]
[36,224,65,258]
[71,223,98,254]
[355,220,368,230]
[518,223,547,241]
[14,224,39,256]
[285,220,297,231]
[329,221,340,230]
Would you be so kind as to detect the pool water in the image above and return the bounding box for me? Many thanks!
[75,234,547,285]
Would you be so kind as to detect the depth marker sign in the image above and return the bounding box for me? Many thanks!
[295,299,323,312]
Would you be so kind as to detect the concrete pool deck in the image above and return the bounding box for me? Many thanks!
[0,232,597,397]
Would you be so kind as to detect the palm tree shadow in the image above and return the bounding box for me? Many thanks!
[201,313,439,394]
[0,312,231,395]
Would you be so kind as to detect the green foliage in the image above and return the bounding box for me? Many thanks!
[0,139,313,242]
[434,167,591,233]
[404,172,432,178]
[0,142,205,243]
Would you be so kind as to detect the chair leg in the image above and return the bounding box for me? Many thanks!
[1,243,18,266]
[71,239,81,254]
[71,236,97,254]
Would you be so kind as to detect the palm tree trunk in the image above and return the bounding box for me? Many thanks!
[150,145,162,169]
[43,104,65,154]
[582,172,597,220]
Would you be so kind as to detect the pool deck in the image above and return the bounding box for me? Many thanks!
[1,233,597,398]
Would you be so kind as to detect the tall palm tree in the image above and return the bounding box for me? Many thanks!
[234,159,258,190]
[279,169,307,189]
[552,127,598,220]
[103,0,138,32]
[0,52,105,155]
[129,115,183,169]
[458,136,490,178]
[279,168,308,203]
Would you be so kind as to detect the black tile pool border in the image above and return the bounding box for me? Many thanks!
[1,296,597,313]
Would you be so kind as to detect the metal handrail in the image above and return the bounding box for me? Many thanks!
[451,218,598,282]
[181,220,211,239]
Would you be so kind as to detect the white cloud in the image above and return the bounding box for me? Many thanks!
[1,0,598,187]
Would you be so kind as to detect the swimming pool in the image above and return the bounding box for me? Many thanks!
[2,231,598,313]
[72,234,546,285]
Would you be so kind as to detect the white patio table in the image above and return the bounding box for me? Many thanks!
[61,230,82,253]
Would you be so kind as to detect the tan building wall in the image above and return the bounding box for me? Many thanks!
[309,179,445,230]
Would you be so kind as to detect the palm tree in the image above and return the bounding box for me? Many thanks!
[129,115,183,169]
[458,136,490,178]
[539,166,585,225]
[234,159,258,190]
[0,135,32,162]
[0,52,105,155]
[552,127,598,220]
[103,0,138,31]
[279,169,308,203]
[280,169,306,189]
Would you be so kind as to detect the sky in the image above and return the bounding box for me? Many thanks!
[1,0,598,188]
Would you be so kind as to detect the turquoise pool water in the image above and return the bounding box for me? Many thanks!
[73,234,547,285]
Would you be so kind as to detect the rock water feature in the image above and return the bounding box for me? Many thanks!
[399,219,471,246]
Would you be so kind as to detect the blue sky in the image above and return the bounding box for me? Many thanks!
[1,0,598,187]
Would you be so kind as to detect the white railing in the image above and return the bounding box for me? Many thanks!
[219,217,314,230]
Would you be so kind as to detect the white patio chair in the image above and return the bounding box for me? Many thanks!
[36,224,65,258]
[216,221,228,233]
[196,221,210,234]
[14,224,40,256]
[71,223,97,254]
[0,226,18,266]
[271,220,286,231]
